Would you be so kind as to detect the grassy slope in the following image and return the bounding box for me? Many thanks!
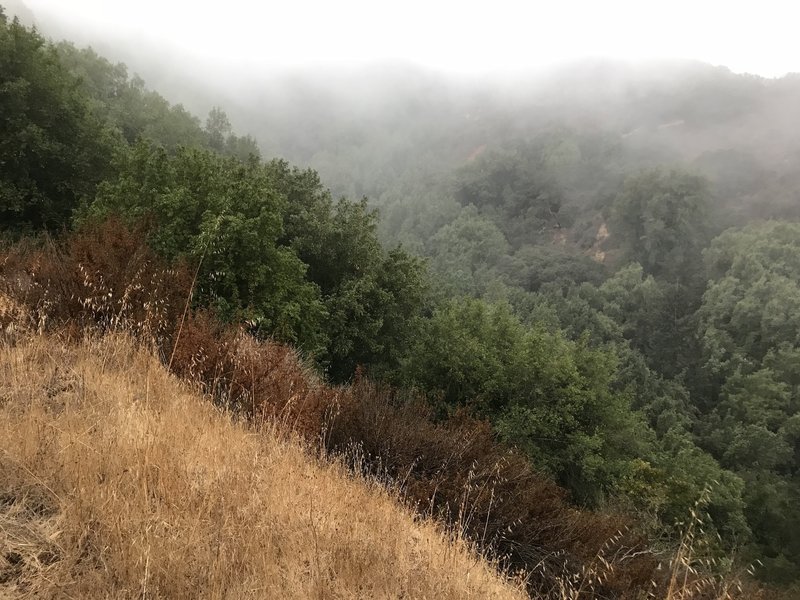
[0,330,526,599]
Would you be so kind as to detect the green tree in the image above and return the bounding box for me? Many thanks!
[400,298,650,504]
[266,161,427,381]
[699,222,800,379]
[85,141,326,352]
[506,244,605,292]
[56,44,259,160]
[205,106,232,151]
[203,106,260,160]
[454,144,563,248]
[0,14,120,233]
[611,168,710,284]
[428,207,512,296]
[694,221,800,583]
[597,263,700,376]
[56,44,209,150]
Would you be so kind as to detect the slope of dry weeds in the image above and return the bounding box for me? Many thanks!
[0,333,526,600]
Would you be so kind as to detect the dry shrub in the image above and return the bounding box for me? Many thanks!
[0,293,30,341]
[326,379,660,599]
[0,217,192,343]
[168,310,339,439]
[0,219,339,440]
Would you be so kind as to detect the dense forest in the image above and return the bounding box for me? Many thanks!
[2,4,800,595]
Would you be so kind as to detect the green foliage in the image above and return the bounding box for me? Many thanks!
[611,168,710,283]
[84,144,425,380]
[264,161,427,381]
[56,44,260,160]
[0,15,120,232]
[0,17,261,236]
[205,105,260,160]
[693,222,800,582]
[528,263,700,376]
[56,43,209,150]
[514,276,752,545]
[399,297,650,504]
[205,106,232,151]
[653,438,750,542]
[427,207,512,295]
[699,222,800,378]
[455,144,563,248]
[598,263,701,376]
[518,282,622,345]
[508,244,606,292]
[84,141,326,351]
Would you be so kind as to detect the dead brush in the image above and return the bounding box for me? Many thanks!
[0,218,192,346]
[167,310,341,439]
[539,527,652,600]
[325,379,659,600]
[0,219,341,440]
[0,292,32,341]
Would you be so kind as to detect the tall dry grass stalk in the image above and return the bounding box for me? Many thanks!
[656,488,752,600]
[0,332,527,599]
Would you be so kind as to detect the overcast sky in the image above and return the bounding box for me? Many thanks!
[20,0,799,77]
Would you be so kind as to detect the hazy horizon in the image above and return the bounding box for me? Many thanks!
[9,0,799,80]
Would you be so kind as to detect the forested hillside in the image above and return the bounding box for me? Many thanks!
[211,49,800,588]
[2,4,800,596]
[219,61,800,226]
[208,49,800,586]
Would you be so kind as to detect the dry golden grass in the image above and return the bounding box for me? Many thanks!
[0,333,527,600]
[0,294,29,340]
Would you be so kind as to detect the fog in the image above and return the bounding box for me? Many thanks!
[16,0,800,78]
[4,0,799,223]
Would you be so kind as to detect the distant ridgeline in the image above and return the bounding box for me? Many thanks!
[2,7,800,589]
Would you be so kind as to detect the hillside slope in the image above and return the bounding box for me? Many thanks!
[0,331,525,599]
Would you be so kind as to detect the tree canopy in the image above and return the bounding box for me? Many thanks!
[0,13,118,232]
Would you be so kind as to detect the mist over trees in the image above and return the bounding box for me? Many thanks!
[3,1,800,592]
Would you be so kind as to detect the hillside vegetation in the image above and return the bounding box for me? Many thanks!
[0,327,527,599]
[2,4,800,597]
[0,219,774,600]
